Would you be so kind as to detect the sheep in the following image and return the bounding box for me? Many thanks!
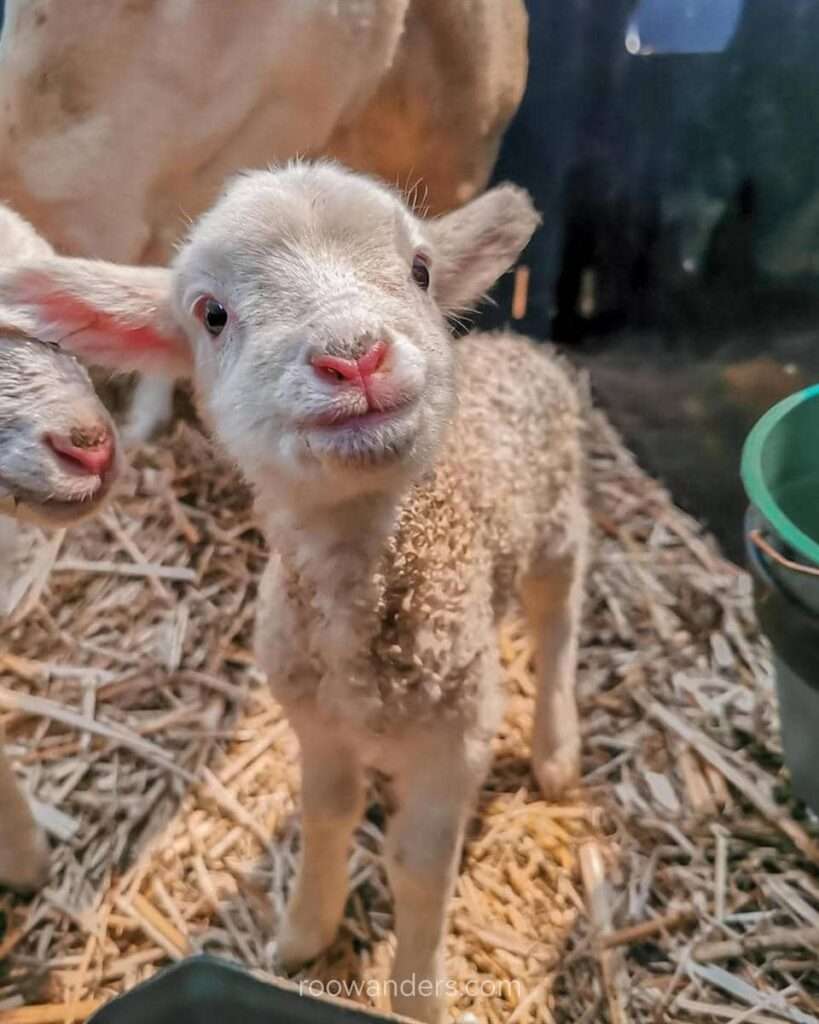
[0,203,121,526]
[0,0,528,444]
[0,203,121,891]
[0,162,587,1021]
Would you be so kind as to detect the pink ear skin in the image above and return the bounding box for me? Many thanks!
[0,263,192,377]
[39,291,178,362]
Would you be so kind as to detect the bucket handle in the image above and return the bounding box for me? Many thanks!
[748,528,819,578]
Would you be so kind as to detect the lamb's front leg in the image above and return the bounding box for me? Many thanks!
[277,714,365,970]
[122,373,175,447]
[386,732,487,1023]
[0,740,50,892]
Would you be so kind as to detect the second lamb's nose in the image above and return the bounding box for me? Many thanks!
[311,340,388,386]
[46,427,115,477]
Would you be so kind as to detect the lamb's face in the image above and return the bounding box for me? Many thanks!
[174,166,457,497]
[0,335,120,526]
[0,163,539,509]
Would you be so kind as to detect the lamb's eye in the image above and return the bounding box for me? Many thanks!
[411,253,430,290]
[193,296,229,337]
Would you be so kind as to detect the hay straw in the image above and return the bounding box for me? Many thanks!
[0,404,815,1024]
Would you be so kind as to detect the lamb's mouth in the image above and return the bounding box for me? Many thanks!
[0,477,111,526]
[302,400,420,466]
[304,397,418,432]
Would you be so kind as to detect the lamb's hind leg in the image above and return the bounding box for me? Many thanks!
[277,714,365,970]
[521,544,586,800]
[0,740,49,892]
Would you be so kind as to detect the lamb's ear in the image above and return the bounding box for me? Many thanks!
[0,257,192,376]
[426,184,541,312]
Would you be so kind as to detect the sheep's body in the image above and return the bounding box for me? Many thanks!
[258,333,584,740]
[1,163,587,1022]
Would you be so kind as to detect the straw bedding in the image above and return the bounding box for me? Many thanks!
[0,396,816,1024]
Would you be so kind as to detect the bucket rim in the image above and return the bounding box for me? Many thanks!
[741,382,819,566]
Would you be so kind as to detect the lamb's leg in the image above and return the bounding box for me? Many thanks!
[0,740,50,892]
[386,736,485,1023]
[277,717,365,969]
[123,374,175,447]
[522,546,585,800]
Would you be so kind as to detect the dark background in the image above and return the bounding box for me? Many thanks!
[486,0,819,560]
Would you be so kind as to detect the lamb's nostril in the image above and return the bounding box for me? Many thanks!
[311,354,360,384]
[46,429,115,477]
[356,340,388,377]
[311,341,389,386]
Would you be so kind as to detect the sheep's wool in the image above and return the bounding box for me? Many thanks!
[257,333,586,738]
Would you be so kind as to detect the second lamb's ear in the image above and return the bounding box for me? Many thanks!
[0,257,192,376]
[425,184,541,312]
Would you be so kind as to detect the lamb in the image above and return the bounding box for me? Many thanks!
[0,0,528,444]
[0,204,121,525]
[0,203,121,891]
[0,163,587,1022]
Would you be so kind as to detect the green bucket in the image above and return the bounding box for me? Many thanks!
[742,383,819,814]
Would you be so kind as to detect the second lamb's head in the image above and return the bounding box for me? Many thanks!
[0,204,121,527]
[0,163,539,503]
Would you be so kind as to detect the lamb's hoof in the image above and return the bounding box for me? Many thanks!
[532,742,580,801]
[276,916,336,972]
[0,829,50,894]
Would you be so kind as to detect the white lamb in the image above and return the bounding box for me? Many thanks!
[0,0,528,446]
[0,203,121,891]
[0,163,587,1021]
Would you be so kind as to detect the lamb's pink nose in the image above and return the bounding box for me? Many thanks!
[311,340,388,385]
[46,428,115,477]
